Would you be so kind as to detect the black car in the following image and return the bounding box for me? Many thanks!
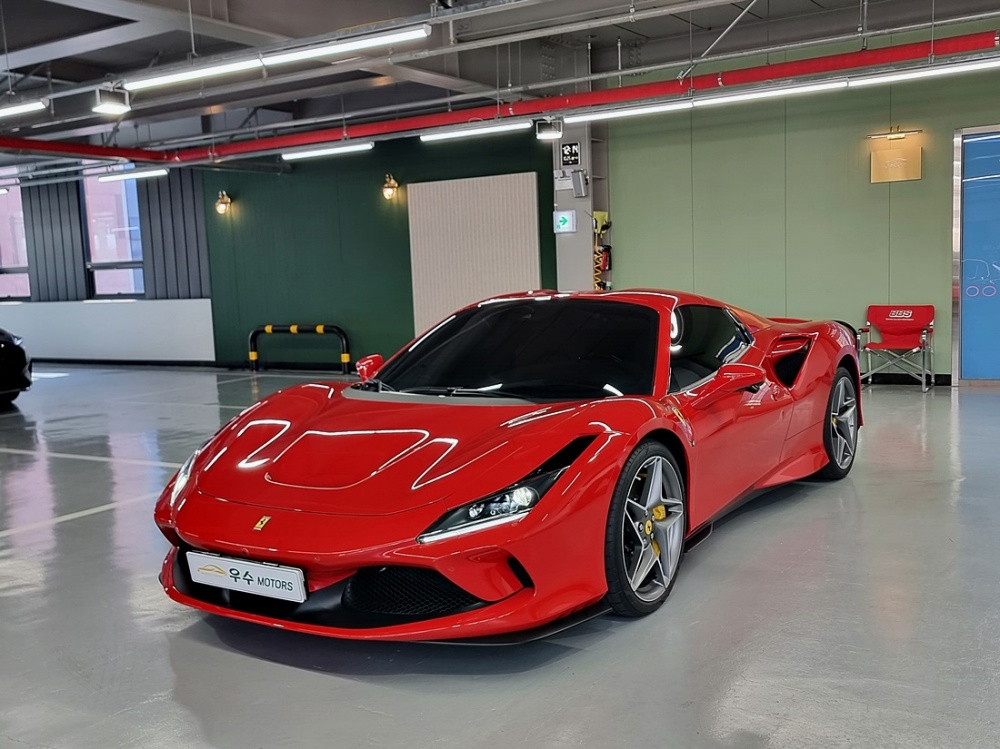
[0,328,31,406]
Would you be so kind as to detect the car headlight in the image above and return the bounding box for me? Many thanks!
[417,468,564,544]
[170,444,204,506]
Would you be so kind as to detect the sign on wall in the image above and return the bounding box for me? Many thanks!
[560,142,581,167]
[871,145,922,183]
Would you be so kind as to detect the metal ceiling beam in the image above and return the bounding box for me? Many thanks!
[1,21,174,71]
[361,64,494,95]
[43,0,285,46]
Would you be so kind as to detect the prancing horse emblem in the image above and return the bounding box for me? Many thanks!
[253,516,271,531]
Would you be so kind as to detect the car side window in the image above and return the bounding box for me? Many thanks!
[668,305,750,393]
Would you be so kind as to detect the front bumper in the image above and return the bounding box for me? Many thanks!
[158,474,616,640]
[161,546,581,641]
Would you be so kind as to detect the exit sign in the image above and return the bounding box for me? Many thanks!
[553,210,576,234]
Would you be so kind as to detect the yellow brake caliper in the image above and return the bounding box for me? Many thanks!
[650,505,666,556]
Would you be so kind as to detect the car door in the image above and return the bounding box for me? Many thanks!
[666,305,794,529]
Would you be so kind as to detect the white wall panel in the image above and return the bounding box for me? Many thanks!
[408,172,540,334]
[0,299,215,362]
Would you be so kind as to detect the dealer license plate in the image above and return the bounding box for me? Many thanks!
[186,551,307,603]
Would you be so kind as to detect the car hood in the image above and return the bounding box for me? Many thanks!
[193,382,598,516]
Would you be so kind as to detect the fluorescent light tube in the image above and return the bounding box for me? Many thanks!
[264,25,431,67]
[420,121,532,142]
[97,168,169,182]
[565,100,693,124]
[692,80,847,107]
[123,59,263,92]
[0,99,48,119]
[849,57,1000,87]
[281,141,375,161]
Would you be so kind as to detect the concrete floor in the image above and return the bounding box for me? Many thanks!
[1,366,999,749]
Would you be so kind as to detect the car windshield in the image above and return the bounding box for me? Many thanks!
[373,298,660,401]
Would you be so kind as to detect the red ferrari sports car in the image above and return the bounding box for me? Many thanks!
[155,290,861,642]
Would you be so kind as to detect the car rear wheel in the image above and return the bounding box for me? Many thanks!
[815,367,858,480]
[604,441,686,617]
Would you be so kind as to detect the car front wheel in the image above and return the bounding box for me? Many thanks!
[604,441,686,617]
[815,367,859,480]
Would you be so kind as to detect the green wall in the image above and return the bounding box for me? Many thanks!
[609,70,1000,374]
[203,133,555,367]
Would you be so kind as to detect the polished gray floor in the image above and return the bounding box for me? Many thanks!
[1,366,999,749]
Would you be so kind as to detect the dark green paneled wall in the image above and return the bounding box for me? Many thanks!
[203,133,555,366]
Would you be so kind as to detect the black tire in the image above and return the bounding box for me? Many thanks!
[0,392,18,408]
[604,440,686,617]
[814,367,859,481]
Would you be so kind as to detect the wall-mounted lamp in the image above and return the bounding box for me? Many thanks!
[215,191,232,215]
[867,127,923,140]
[535,118,564,140]
[382,174,398,200]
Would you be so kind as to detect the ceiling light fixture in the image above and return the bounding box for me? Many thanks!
[281,141,374,161]
[97,167,169,182]
[565,100,693,124]
[420,120,532,142]
[382,174,399,200]
[215,191,232,214]
[119,25,430,93]
[535,118,564,140]
[92,89,131,116]
[0,99,48,119]
[848,56,1000,87]
[692,80,848,107]
[123,59,263,92]
[264,25,431,67]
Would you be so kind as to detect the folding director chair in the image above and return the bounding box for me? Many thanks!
[858,304,935,392]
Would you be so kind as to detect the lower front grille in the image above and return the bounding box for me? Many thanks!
[343,566,484,618]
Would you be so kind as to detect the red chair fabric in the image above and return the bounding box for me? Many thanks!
[864,305,935,349]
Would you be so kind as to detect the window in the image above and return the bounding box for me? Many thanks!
[376,299,660,401]
[668,305,751,392]
[0,187,30,299]
[82,173,144,296]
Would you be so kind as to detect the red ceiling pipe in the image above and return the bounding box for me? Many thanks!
[169,29,999,163]
[0,136,167,163]
[0,30,996,165]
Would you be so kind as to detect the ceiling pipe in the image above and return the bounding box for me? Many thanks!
[0,29,998,167]
[22,5,1000,139]
[0,136,167,163]
[90,8,1000,154]
[168,29,1000,164]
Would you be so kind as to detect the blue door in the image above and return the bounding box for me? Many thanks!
[962,132,1000,379]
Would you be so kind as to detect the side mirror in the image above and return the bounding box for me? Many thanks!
[355,354,384,383]
[690,362,766,408]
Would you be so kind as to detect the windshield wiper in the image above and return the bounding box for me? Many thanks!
[399,386,526,399]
